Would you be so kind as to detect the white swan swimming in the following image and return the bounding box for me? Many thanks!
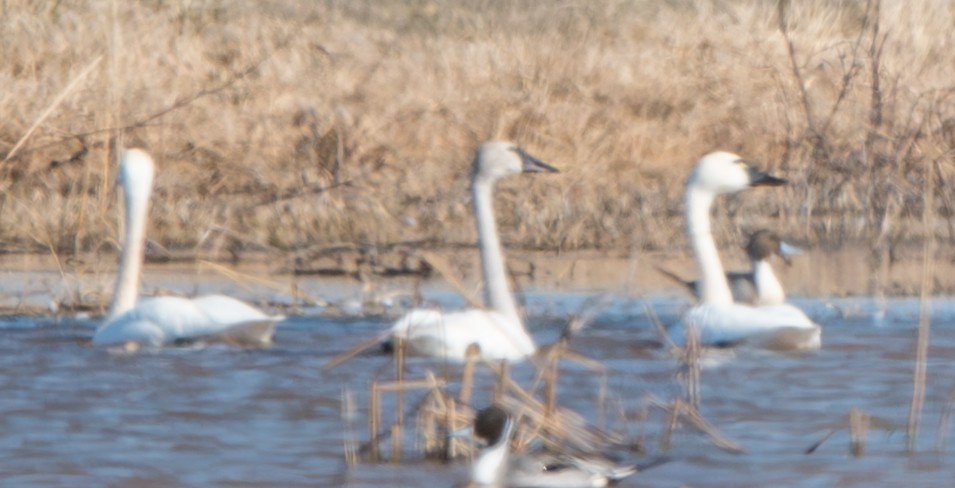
[668,152,821,351]
[92,149,284,347]
[656,228,802,306]
[387,141,558,362]
[467,405,637,488]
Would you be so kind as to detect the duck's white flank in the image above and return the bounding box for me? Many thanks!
[469,405,636,488]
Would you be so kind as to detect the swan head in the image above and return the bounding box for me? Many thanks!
[688,151,786,195]
[119,149,156,202]
[747,229,802,265]
[473,140,558,184]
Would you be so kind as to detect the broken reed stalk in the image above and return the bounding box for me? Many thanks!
[459,344,479,407]
[661,399,679,452]
[935,389,955,452]
[645,302,675,349]
[685,325,701,407]
[648,395,744,454]
[445,397,459,461]
[493,360,509,405]
[806,407,887,455]
[543,344,563,422]
[198,259,328,306]
[392,337,406,461]
[369,381,381,461]
[849,407,869,457]
[677,400,745,454]
[5,54,104,163]
[804,427,837,454]
[498,376,603,452]
[907,155,936,451]
[322,333,388,370]
[342,386,358,466]
[366,377,450,462]
[418,250,482,309]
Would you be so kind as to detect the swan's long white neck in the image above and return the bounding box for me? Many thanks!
[106,180,150,320]
[686,185,734,305]
[472,177,520,323]
[752,259,786,305]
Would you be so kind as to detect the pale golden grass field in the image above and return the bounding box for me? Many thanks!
[2,0,954,268]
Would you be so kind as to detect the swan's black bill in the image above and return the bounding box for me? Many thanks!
[747,165,787,187]
[513,147,559,174]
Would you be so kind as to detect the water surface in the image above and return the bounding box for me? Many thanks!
[2,292,955,487]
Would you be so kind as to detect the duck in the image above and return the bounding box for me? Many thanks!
[745,229,802,306]
[656,228,802,306]
[92,149,284,347]
[667,152,821,351]
[386,141,558,362]
[467,405,637,488]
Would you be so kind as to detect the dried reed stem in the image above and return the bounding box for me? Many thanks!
[199,259,328,306]
[907,154,936,451]
[445,397,459,461]
[322,334,388,370]
[368,381,380,462]
[849,407,869,457]
[391,337,405,461]
[4,55,104,163]
[493,361,509,404]
[459,344,479,406]
[685,326,701,407]
[649,396,744,454]
[342,386,358,467]
[418,250,482,308]
[935,389,955,452]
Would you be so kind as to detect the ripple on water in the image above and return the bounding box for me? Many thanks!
[1,297,955,486]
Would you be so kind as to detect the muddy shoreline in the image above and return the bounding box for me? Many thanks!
[0,243,951,317]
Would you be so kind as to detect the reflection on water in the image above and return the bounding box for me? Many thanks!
[2,294,955,486]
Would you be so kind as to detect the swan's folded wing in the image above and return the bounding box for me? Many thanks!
[93,296,282,347]
[208,320,278,347]
[673,303,819,349]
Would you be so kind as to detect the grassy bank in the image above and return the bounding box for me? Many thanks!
[1,0,953,264]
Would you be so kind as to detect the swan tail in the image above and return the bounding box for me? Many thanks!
[210,319,280,347]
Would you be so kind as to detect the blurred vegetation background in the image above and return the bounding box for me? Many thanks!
[1,0,953,264]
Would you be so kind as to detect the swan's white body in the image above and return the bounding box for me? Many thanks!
[388,141,557,362]
[470,406,636,488]
[390,309,536,360]
[669,152,821,350]
[92,149,283,347]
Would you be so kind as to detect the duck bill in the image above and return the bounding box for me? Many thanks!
[514,147,559,173]
[778,241,802,266]
[747,166,787,187]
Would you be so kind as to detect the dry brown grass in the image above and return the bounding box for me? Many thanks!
[2,0,954,261]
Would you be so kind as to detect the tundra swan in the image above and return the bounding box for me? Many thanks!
[388,141,558,362]
[669,152,821,350]
[468,405,637,488]
[92,149,284,347]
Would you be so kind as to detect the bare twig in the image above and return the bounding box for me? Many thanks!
[4,55,103,162]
